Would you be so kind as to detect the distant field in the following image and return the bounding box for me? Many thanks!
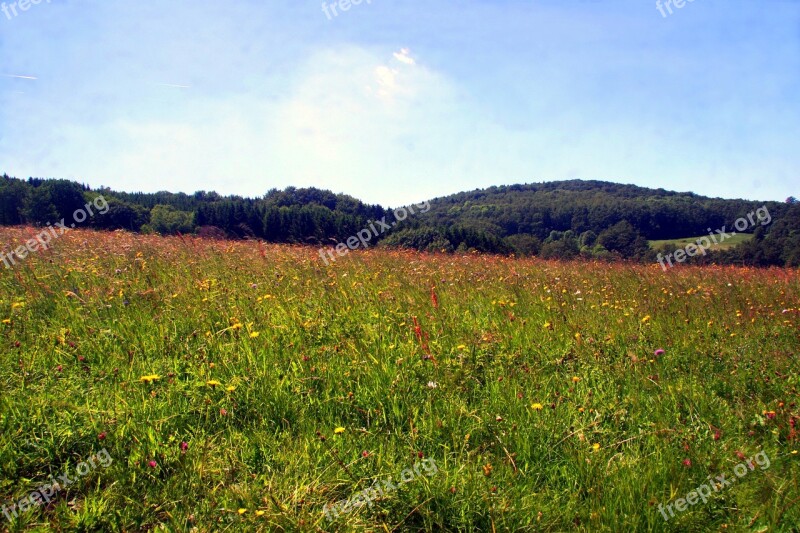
[649,232,753,251]
[0,227,798,532]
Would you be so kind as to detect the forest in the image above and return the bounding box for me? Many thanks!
[1,174,798,266]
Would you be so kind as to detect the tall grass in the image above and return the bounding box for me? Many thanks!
[1,227,798,531]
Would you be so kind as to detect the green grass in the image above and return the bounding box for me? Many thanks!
[649,232,753,251]
[0,227,798,532]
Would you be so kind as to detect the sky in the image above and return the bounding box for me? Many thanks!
[0,0,798,207]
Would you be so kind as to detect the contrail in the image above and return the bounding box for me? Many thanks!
[2,74,38,80]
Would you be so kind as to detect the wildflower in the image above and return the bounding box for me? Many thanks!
[572,376,581,383]
[140,374,161,383]
[98,432,107,441]
[206,380,222,387]
[1,319,10,325]
[427,381,438,389]
[641,315,651,324]
[543,321,553,331]
[592,443,601,452]
[180,441,189,452]
[238,508,247,515]
[682,458,692,467]
[250,332,260,339]
[531,403,544,411]
[654,349,665,356]
[220,408,228,416]
[227,386,236,392]
[334,427,346,434]
[148,460,157,468]
[482,463,493,476]
[362,450,369,457]
[764,410,777,419]
[255,510,265,516]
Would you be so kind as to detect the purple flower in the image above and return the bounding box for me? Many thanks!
[654,349,665,356]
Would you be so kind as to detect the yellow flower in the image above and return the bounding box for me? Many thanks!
[250,331,260,339]
[334,427,346,434]
[255,510,265,516]
[238,508,247,515]
[641,315,651,324]
[592,443,601,452]
[11,302,23,309]
[572,376,581,383]
[139,374,160,383]
[206,380,222,387]
[226,386,236,392]
[1,319,11,325]
[543,321,553,331]
[531,403,544,411]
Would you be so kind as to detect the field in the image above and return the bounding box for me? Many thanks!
[649,233,753,252]
[1,226,799,532]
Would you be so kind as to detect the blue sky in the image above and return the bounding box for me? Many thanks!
[1,0,798,207]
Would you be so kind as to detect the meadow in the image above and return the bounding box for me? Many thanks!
[649,233,754,252]
[0,226,798,532]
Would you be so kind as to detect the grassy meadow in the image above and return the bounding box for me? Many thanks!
[0,226,799,532]
[649,233,753,252]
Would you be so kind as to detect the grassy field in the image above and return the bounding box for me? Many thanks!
[649,233,753,252]
[0,227,798,532]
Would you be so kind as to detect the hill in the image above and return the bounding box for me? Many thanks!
[1,174,798,267]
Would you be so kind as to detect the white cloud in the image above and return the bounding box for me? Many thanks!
[393,48,416,65]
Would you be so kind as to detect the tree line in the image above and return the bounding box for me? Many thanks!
[1,174,798,267]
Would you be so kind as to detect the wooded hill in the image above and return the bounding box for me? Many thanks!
[1,174,798,267]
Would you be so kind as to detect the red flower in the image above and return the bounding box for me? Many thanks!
[148,460,157,468]
[682,459,692,467]
[98,432,106,441]
[180,441,189,452]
